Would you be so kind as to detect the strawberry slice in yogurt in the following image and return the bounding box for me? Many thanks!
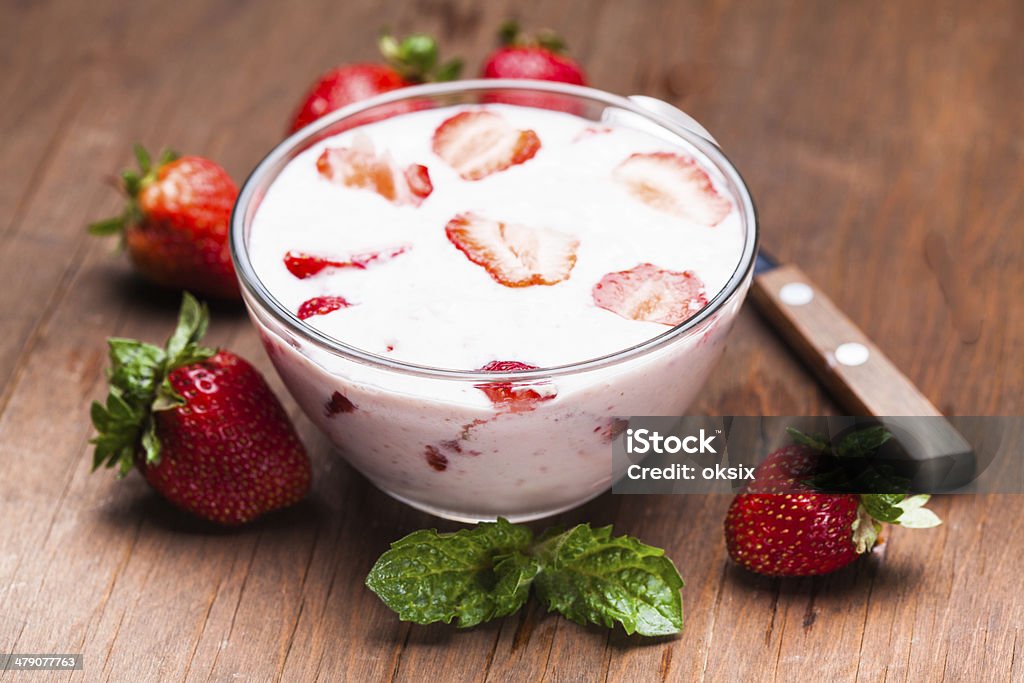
[432,110,541,180]
[592,263,709,326]
[445,212,578,287]
[317,137,432,206]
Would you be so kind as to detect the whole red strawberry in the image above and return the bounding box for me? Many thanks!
[289,33,462,133]
[481,21,587,85]
[724,429,942,577]
[88,146,239,300]
[90,294,311,525]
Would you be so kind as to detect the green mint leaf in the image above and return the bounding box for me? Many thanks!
[365,518,534,628]
[786,427,829,452]
[367,521,685,637]
[491,552,543,618]
[835,425,892,459]
[860,493,906,523]
[532,524,683,637]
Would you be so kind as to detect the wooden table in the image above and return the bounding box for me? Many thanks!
[2,0,1021,680]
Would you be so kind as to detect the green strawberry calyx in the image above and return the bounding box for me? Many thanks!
[89,293,215,476]
[87,144,178,240]
[497,19,568,53]
[378,32,463,83]
[786,426,942,553]
[852,493,942,552]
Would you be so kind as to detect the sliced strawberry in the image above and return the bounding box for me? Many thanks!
[475,360,556,413]
[324,391,357,416]
[613,152,731,226]
[423,439,481,472]
[431,110,541,180]
[445,212,578,287]
[297,295,353,320]
[424,445,448,471]
[592,263,708,326]
[317,142,432,206]
[404,164,433,197]
[284,245,409,279]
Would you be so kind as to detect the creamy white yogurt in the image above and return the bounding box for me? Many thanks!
[249,104,745,370]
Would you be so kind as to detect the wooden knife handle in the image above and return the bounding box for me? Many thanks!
[751,264,943,417]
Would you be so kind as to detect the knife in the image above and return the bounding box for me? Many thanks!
[751,250,976,490]
[752,250,940,416]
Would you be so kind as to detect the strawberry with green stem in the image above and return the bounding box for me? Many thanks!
[724,427,942,577]
[289,32,463,133]
[90,293,311,525]
[481,20,587,84]
[88,145,240,300]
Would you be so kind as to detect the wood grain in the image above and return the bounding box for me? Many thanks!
[0,0,1021,681]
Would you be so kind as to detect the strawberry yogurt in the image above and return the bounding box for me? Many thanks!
[235,84,757,521]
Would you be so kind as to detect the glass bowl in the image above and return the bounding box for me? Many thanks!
[230,79,758,522]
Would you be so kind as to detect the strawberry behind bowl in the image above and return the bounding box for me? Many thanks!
[288,33,462,134]
[480,20,588,112]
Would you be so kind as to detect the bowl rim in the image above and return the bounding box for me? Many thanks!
[230,78,759,382]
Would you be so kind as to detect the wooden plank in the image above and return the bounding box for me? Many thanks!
[0,0,1021,681]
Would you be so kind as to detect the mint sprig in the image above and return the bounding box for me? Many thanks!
[366,519,683,637]
[532,524,684,636]
[89,293,215,475]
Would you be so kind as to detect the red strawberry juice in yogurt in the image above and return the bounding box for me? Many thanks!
[245,102,750,521]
